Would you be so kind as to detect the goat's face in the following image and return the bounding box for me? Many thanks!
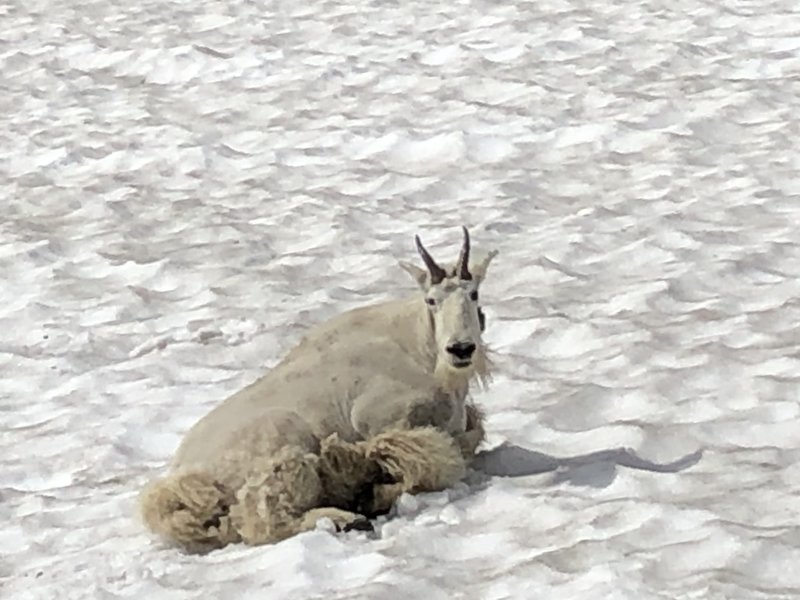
[425,276,484,371]
[401,227,498,374]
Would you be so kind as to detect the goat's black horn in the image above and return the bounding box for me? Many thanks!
[415,235,447,284]
[457,226,472,281]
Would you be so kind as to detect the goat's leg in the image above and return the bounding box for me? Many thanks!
[139,471,240,553]
[229,446,323,545]
[363,426,467,514]
[229,445,372,545]
[318,433,382,510]
[297,507,373,533]
[455,403,486,459]
[368,414,482,515]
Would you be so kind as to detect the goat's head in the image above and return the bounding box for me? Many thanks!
[401,227,498,376]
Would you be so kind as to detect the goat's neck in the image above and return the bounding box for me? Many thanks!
[408,295,438,374]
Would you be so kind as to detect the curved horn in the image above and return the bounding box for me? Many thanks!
[457,226,472,280]
[415,235,446,284]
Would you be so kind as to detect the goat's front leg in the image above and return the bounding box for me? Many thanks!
[455,403,486,460]
[350,385,469,514]
[361,426,467,515]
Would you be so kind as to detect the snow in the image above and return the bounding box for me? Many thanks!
[2,0,800,597]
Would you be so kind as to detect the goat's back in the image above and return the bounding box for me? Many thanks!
[171,295,435,472]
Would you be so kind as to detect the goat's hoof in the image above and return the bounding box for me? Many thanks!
[341,516,374,533]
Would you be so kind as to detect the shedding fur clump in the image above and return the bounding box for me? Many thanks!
[368,427,466,492]
[138,405,488,552]
[138,420,485,553]
[230,447,323,545]
[318,433,382,510]
[140,444,375,552]
[139,471,240,554]
[360,427,468,515]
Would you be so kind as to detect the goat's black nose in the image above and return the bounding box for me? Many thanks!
[446,342,476,360]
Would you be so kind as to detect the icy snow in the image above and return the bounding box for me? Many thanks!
[2,0,800,598]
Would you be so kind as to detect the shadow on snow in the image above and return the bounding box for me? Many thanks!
[471,443,703,488]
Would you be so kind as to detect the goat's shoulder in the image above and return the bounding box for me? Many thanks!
[285,297,417,354]
[323,296,416,331]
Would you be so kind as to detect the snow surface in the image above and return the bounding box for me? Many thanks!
[2,0,800,598]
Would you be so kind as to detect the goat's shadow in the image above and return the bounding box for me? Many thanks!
[367,444,703,535]
[469,443,703,488]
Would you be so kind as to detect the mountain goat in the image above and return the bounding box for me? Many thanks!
[140,227,498,552]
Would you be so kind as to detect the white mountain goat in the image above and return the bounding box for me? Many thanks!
[140,227,498,552]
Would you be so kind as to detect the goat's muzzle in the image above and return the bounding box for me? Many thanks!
[446,341,476,368]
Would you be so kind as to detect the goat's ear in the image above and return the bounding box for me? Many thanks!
[472,250,499,284]
[399,261,428,289]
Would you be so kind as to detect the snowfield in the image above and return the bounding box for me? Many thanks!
[2,0,800,598]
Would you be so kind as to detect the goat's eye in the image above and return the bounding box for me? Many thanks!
[425,298,436,307]
[469,290,479,302]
